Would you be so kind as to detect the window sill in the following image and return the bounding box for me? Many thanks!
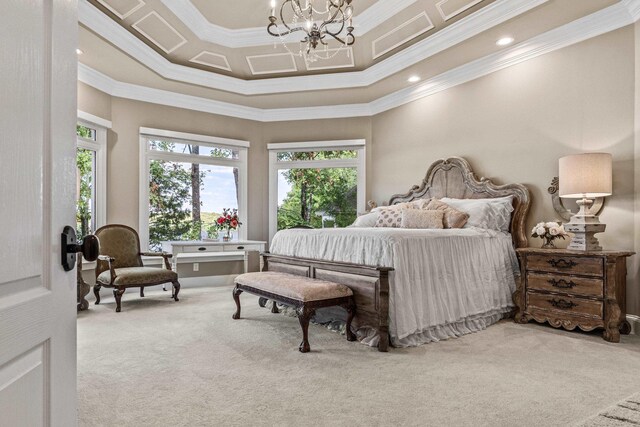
[81,252,245,271]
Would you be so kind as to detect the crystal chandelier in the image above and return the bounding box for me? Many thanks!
[267,0,355,63]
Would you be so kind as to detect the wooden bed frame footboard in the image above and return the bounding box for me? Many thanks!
[262,252,393,352]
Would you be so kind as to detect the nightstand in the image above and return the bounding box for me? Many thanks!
[514,248,634,342]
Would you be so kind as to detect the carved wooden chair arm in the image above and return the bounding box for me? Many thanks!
[140,251,173,270]
[97,255,117,284]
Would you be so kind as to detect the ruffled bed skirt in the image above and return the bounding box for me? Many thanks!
[265,302,513,348]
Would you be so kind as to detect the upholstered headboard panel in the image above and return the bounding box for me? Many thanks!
[387,157,531,248]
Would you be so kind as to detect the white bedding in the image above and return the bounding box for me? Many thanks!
[269,227,519,347]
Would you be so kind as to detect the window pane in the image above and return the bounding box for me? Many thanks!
[148,139,239,159]
[76,124,96,140]
[76,148,95,239]
[276,150,357,161]
[148,159,240,250]
[277,167,357,230]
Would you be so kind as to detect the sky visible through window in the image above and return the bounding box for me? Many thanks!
[199,164,238,214]
[278,170,293,206]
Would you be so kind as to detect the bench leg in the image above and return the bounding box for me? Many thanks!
[344,300,356,342]
[172,280,180,302]
[298,306,314,353]
[232,285,243,319]
[94,284,101,305]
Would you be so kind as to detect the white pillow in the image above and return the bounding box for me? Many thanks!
[440,196,514,232]
[348,211,379,228]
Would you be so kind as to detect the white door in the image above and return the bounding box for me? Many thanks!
[0,1,78,426]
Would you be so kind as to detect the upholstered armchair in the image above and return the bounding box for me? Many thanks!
[94,224,180,312]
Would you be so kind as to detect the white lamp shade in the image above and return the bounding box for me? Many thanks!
[559,153,612,198]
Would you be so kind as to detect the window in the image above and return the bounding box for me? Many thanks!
[139,128,249,251]
[268,140,366,239]
[76,118,107,239]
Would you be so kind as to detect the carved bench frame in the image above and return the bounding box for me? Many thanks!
[232,278,357,353]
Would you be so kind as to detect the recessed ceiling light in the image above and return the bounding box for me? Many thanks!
[76,48,84,55]
[408,75,420,83]
[496,37,514,46]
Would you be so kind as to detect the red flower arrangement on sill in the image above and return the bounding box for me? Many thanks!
[216,208,241,242]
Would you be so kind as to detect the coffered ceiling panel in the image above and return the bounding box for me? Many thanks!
[436,0,484,21]
[247,53,298,75]
[132,11,187,54]
[372,12,434,59]
[189,51,232,72]
[305,48,355,71]
[96,0,145,19]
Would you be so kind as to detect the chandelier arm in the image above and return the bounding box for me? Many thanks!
[267,22,307,38]
[289,0,306,20]
[327,0,345,8]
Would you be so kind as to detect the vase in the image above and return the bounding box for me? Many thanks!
[222,229,231,242]
[541,236,556,249]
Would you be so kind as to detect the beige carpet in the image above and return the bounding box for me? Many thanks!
[77,285,640,427]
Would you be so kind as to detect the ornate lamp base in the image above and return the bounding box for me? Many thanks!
[565,222,606,251]
[564,197,606,251]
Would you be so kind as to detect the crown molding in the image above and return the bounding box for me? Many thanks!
[159,0,418,48]
[370,0,637,114]
[79,0,548,95]
[79,0,636,123]
[77,110,112,128]
[623,0,640,21]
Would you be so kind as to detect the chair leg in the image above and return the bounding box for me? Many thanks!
[113,287,125,313]
[297,306,314,353]
[93,284,101,305]
[232,286,243,319]
[140,287,144,298]
[344,299,357,342]
[172,280,180,302]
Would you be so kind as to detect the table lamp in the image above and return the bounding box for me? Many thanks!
[558,153,612,251]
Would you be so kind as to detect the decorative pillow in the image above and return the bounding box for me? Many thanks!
[348,211,379,228]
[374,207,404,228]
[371,198,431,213]
[440,196,514,232]
[425,199,469,229]
[400,209,444,229]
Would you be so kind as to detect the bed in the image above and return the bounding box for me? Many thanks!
[263,157,530,351]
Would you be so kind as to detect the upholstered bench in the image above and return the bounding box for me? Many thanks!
[232,271,357,353]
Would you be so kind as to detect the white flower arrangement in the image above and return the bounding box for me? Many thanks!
[531,221,569,248]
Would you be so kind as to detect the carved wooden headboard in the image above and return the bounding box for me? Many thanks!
[388,157,531,248]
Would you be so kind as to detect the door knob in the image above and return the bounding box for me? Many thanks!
[61,226,100,271]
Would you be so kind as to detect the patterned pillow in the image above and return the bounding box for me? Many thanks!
[374,207,404,228]
[400,209,444,229]
[425,199,469,229]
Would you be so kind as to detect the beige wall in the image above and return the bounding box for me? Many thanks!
[106,98,264,237]
[78,82,111,121]
[78,26,639,314]
[372,27,638,314]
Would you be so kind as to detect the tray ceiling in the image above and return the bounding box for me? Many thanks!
[86,0,500,79]
[78,0,628,116]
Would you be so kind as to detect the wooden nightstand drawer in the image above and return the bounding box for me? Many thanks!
[527,292,602,319]
[526,273,603,298]
[515,248,634,342]
[526,254,603,277]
